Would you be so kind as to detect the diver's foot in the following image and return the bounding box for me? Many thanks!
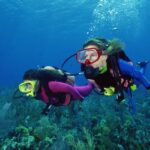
[137,61,149,68]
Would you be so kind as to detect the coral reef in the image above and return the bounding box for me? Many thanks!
[0,122,58,150]
[0,87,150,149]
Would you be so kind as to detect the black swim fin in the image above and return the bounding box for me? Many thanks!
[137,60,149,67]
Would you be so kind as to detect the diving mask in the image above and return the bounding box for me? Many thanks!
[76,48,102,65]
[18,80,39,97]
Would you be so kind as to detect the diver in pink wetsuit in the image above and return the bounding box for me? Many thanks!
[18,66,93,114]
[39,81,93,105]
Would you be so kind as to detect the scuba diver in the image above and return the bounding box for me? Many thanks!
[62,37,150,113]
[76,37,150,113]
[17,66,93,115]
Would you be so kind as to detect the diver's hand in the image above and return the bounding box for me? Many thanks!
[104,87,115,96]
[88,79,100,90]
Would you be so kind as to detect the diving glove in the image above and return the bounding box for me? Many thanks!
[104,86,115,96]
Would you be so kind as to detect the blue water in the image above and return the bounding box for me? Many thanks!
[0,0,150,87]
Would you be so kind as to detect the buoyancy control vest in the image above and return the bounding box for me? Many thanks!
[81,50,134,94]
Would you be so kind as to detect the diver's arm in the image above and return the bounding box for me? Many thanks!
[118,59,150,88]
[48,81,84,100]
[48,81,94,100]
[88,79,101,92]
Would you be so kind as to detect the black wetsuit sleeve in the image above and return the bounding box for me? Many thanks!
[118,50,131,61]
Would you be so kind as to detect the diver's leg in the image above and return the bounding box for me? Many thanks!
[125,88,136,114]
[118,59,150,89]
[134,61,149,87]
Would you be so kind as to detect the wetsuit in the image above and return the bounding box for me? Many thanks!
[37,81,93,106]
[118,59,150,89]
[81,50,150,113]
[81,50,150,92]
[23,68,93,105]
